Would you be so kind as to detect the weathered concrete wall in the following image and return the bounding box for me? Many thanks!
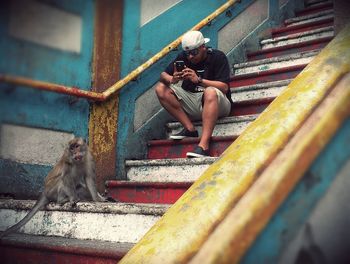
[0,124,74,166]
[218,0,269,55]
[0,0,94,198]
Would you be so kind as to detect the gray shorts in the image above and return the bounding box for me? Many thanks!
[170,82,231,120]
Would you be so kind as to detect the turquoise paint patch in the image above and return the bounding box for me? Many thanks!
[259,65,270,71]
[241,118,350,263]
[0,159,51,199]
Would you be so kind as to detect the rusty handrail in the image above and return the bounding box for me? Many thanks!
[0,74,105,100]
[0,0,238,101]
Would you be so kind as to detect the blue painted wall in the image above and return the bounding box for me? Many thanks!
[0,0,95,198]
[0,0,94,134]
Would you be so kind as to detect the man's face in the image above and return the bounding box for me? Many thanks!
[185,45,205,64]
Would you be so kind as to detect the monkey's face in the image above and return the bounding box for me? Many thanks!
[68,138,87,163]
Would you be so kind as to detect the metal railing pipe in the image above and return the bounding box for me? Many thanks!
[0,74,106,101]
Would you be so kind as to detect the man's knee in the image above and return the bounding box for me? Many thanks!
[155,82,174,100]
[203,87,218,103]
[155,82,167,97]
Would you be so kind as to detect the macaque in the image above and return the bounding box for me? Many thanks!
[0,137,106,238]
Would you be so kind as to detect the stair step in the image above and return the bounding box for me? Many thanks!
[232,79,292,92]
[147,136,236,159]
[230,97,274,116]
[166,114,257,138]
[0,200,167,244]
[271,14,333,37]
[105,181,192,204]
[247,36,332,60]
[305,0,330,7]
[260,26,334,49]
[126,157,218,182]
[284,9,333,26]
[233,50,318,76]
[230,64,306,88]
[0,233,132,263]
[295,1,333,17]
[232,85,284,104]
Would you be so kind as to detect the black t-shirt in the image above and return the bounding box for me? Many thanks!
[165,48,232,103]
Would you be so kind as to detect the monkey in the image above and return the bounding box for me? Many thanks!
[0,137,107,238]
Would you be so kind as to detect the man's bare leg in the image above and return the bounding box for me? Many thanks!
[155,82,196,132]
[198,88,219,150]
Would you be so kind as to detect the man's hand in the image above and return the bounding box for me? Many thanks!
[171,63,184,84]
[182,68,200,84]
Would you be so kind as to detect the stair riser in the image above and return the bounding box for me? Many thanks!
[285,12,333,27]
[272,19,333,37]
[0,246,121,264]
[248,37,331,60]
[295,2,333,17]
[0,209,159,244]
[147,138,234,159]
[167,120,251,138]
[230,65,304,88]
[230,99,272,116]
[127,162,215,182]
[305,0,328,6]
[283,9,334,27]
[107,186,190,204]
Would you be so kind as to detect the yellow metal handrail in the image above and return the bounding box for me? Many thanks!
[0,0,238,101]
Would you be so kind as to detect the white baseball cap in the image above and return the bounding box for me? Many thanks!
[181,31,210,50]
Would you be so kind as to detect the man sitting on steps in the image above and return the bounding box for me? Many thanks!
[155,30,233,158]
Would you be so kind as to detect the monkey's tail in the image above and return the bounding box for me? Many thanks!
[0,195,49,239]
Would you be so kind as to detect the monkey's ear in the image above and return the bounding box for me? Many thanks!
[83,138,87,143]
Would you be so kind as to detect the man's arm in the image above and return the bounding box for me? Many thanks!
[197,78,229,94]
[160,63,183,86]
[182,68,229,94]
[159,71,173,86]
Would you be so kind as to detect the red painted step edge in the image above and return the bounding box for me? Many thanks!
[106,181,192,204]
[230,64,307,88]
[247,37,332,60]
[231,97,275,116]
[147,135,237,159]
[295,2,333,17]
[271,17,333,37]
[0,235,131,264]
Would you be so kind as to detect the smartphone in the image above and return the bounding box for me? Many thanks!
[175,60,185,71]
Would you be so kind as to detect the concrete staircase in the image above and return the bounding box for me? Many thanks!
[107,0,334,205]
[0,0,335,262]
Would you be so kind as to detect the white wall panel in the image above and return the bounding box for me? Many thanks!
[218,0,268,54]
[9,0,82,53]
[140,0,182,26]
[0,124,74,165]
